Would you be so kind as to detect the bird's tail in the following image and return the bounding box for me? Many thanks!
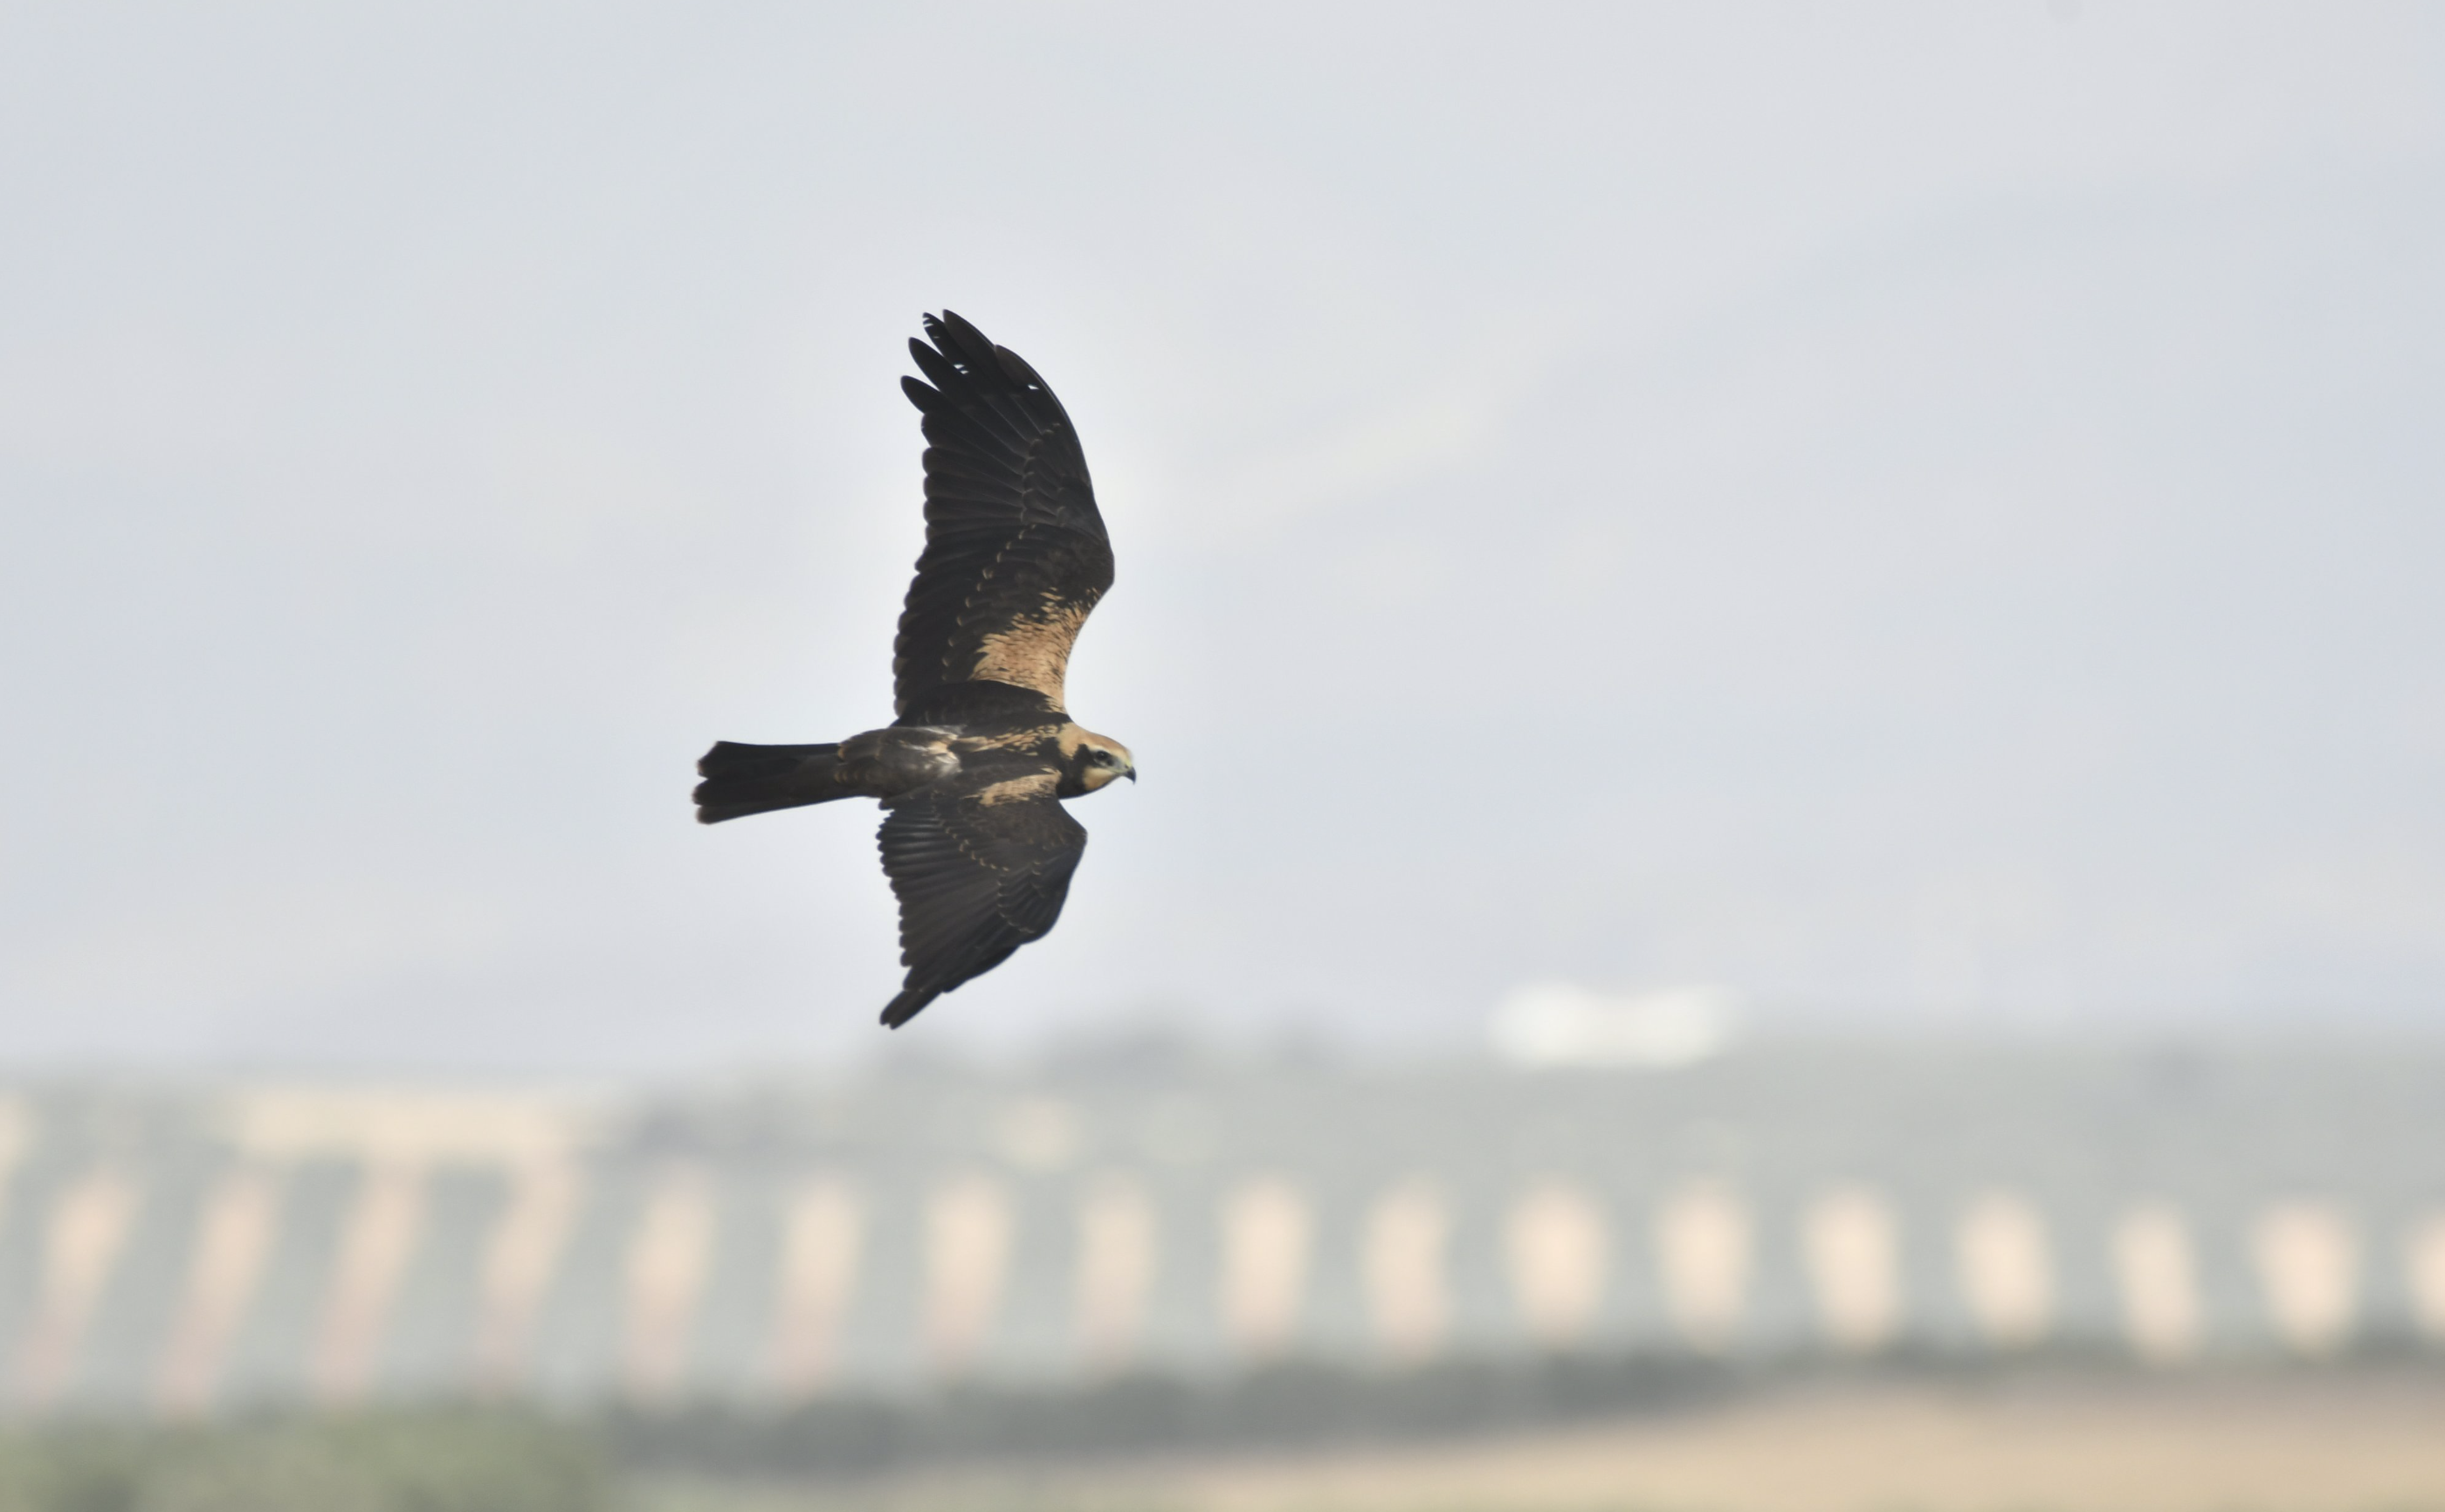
[694,741,855,824]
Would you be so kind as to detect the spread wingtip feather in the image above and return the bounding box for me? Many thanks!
[881,988,935,1029]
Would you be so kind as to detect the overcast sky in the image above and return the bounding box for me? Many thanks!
[2,3,2441,1074]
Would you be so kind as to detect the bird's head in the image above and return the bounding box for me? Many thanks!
[1063,728,1137,795]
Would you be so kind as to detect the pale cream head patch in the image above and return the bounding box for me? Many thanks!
[1071,728,1136,793]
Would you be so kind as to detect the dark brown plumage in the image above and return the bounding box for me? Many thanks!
[694,313,1133,1027]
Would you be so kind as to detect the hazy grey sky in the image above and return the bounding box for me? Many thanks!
[3,3,2441,1072]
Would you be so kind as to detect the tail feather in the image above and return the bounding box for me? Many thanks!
[694,740,853,824]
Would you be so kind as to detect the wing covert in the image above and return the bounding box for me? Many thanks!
[893,312,1112,724]
[874,770,1087,1027]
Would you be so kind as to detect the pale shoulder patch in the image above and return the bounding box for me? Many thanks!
[959,725,1057,753]
[975,772,1059,807]
[968,594,1092,705]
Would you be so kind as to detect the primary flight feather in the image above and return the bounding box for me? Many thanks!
[694,312,1133,1028]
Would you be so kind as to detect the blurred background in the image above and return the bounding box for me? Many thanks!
[2,3,2442,1509]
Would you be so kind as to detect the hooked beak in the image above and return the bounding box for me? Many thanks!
[1125,766,1138,783]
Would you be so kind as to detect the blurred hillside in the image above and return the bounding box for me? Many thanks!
[0,1039,2435,1430]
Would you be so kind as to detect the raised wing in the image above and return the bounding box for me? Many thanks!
[874,768,1087,1027]
[895,312,1113,725]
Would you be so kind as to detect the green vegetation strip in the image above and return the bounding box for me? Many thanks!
[0,1410,610,1512]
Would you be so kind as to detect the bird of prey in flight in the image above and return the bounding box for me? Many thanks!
[694,313,1133,1027]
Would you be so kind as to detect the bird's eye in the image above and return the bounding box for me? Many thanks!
[1092,750,1115,766]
